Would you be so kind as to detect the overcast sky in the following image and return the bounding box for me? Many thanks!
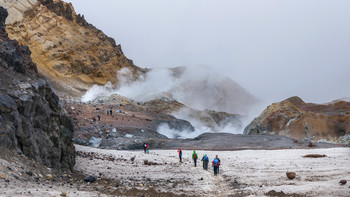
[66,0,350,104]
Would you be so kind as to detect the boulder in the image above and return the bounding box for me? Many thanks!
[339,180,347,185]
[286,172,296,180]
[84,175,96,183]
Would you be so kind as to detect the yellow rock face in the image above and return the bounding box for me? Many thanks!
[3,0,145,98]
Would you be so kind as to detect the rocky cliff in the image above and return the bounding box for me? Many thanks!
[244,96,350,144]
[1,0,145,99]
[0,6,75,170]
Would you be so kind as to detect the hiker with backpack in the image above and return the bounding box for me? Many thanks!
[177,148,182,163]
[192,150,198,167]
[216,155,221,174]
[145,143,150,154]
[202,154,209,170]
[212,155,220,176]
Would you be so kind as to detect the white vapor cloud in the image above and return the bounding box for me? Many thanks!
[67,0,350,104]
[82,65,257,115]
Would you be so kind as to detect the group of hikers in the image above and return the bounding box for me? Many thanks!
[97,107,122,121]
[142,146,221,175]
[178,149,221,176]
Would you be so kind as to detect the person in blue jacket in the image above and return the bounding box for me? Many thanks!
[202,154,209,170]
[177,148,182,163]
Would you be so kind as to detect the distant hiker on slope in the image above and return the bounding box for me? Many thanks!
[97,114,100,121]
[212,155,220,175]
[192,150,198,167]
[177,148,182,163]
[146,143,150,154]
[202,154,209,170]
[107,109,109,116]
[143,143,147,154]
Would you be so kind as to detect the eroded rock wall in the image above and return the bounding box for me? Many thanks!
[0,6,75,170]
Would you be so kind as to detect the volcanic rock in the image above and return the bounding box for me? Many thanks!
[303,154,326,158]
[286,172,296,180]
[84,175,96,183]
[339,180,347,185]
[0,6,75,170]
[1,0,145,99]
[244,96,350,143]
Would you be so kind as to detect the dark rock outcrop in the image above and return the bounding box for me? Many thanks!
[0,6,75,170]
[244,96,350,144]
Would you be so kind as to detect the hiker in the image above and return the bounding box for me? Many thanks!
[177,148,182,162]
[97,114,100,121]
[192,150,198,167]
[143,143,147,153]
[107,109,109,116]
[110,108,113,116]
[202,154,209,170]
[216,155,221,174]
[212,155,220,176]
[201,154,205,169]
[146,143,150,154]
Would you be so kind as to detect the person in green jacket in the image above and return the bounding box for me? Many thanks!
[192,150,198,167]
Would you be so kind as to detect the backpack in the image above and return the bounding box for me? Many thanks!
[204,156,209,162]
[194,154,197,159]
[213,158,219,166]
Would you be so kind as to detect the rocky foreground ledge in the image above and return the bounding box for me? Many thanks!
[0,6,75,170]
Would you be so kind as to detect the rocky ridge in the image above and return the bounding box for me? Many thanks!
[0,6,75,170]
[62,92,246,149]
[244,96,350,144]
[2,0,145,99]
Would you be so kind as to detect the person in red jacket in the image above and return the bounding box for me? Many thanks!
[145,143,150,154]
[177,148,182,163]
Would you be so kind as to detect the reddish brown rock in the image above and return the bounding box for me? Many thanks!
[286,172,296,180]
[339,180,347,185]
[245,96,350,143]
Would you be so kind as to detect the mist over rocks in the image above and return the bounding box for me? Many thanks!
[0,6,75,170]
[83,66,258,115]
[244,96,350,145]
[2,0,259,139]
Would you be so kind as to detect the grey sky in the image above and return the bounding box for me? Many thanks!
[66,0,350,104]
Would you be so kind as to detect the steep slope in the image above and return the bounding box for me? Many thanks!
[244,96,350,144]
[2,0,145,98]
[0,6,75,170]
